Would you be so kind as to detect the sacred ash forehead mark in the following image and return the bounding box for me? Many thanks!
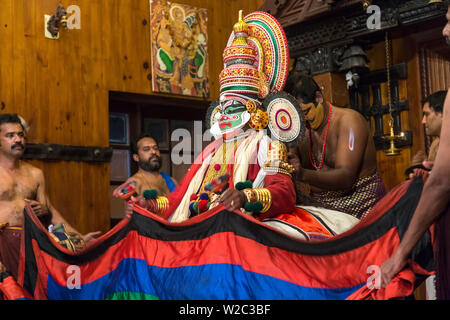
[349,128,355,151]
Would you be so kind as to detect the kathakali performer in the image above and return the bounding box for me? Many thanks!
[116,10,359,240]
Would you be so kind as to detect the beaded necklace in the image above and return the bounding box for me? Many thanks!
[309,103,332,170]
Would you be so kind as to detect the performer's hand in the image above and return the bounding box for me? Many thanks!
[82,231,102,244]
[112,187,121,198]
[124,195,148,217]
[124,196,137,218]
[287,150,303,180]
[409,168,427,180]
[219,189,246,211]
[380,252,408,288]
[125,201,134,218]
[24,199,47,216]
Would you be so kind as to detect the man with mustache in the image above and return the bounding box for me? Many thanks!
[0,114,100,285]
[285,74,386,220]
[113,134,178,214]
[380,5,450,298]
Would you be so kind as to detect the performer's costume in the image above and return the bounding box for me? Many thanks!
[139,10,357,237]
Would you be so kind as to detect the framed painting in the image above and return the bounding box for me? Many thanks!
[150,0,209,98]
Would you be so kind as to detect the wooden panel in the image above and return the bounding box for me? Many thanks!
[101,0,266,101]
[0,0,264,234]
[27,160,111,234]
[313,72,350,107]
[364,36,425,191]
[110,185,127,220]
[0,0,13,114]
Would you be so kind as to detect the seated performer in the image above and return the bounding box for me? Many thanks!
[0,114,99,282]
[115,11,359,241]
[284,73,386,219]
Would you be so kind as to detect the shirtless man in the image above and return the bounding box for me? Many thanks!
[285,74,386,219]
[113,134,178,213]
[0,114,99,280]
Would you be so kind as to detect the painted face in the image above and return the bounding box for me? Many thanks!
[422,102,443,137]
[443,7,450,46]
[0,123,26,158]
[301,102,324,130]
[218,102,248,134]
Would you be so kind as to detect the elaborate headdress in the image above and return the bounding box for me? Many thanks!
[207,10,305,143]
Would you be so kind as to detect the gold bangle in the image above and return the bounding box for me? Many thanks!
[254,188,271,213]
[243,188,257,203]
[156,196,169,215]
[262,190,271,213]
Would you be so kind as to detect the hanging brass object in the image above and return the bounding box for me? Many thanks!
[381,32,406,156]
[383,120,406,156]
[428,0,443,4]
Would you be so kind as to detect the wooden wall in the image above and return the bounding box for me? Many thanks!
[365,36,424,191]
[0,0,264,234]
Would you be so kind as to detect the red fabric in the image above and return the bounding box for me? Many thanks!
[271,207,334,238]
[347,269,416,300]
[0,275,31,300]
[0,229,22,279]
[30,203,405,292]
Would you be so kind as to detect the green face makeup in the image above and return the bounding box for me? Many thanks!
[218,104,247,133]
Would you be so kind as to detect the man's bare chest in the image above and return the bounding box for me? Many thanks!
[0,172,38,201]
[137,174,170,196]
[309,131,338,168]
